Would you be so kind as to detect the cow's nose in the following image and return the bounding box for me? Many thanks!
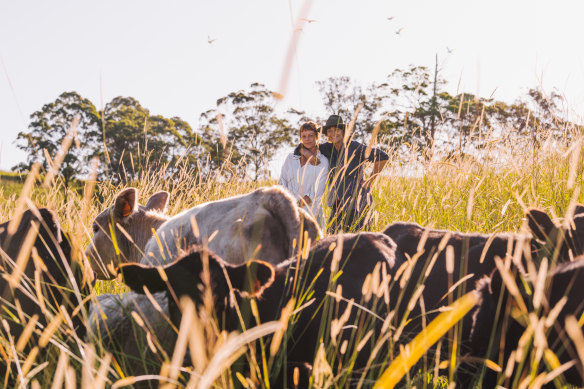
[85,245,96,261]
[85,248,111,280]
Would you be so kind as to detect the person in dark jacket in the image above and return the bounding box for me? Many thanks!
[295,114,389,232]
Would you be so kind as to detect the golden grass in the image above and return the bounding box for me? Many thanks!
[375,292,479,388]
[0,123,583,388]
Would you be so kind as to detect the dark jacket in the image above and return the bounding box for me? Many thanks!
[294,141,389,205]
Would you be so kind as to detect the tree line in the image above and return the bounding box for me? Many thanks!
[14,63,583,189]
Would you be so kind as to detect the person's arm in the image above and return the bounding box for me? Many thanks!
[365,144,390,163]
[294,142,330,159]
[301,157,327,208]
[319,143,332,159]
[362,143,389,189]
[299,146,321,165]
[280,155,309,206]
[278,155,294,191]
[313,156,329,207]
[299,195,312,207]
[293,143,302,156]
[362,159,387,189]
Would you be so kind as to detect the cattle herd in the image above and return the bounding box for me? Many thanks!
[2,185,584,388]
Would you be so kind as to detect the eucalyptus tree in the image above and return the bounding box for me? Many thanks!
[203,83,293,181]
[14,91,101,190]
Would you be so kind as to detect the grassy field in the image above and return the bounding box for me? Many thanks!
[1,133,583,388]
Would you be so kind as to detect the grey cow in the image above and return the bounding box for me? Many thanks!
[140,185,322,266]
[88,291,174,381]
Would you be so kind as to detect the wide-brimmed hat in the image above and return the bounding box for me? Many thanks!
[323,114,346,131]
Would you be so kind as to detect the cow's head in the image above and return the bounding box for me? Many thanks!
[526,204,584,262]
[118,245,275,326]
[86,188,169,279]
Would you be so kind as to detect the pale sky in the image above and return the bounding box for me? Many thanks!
[1,0,584,173]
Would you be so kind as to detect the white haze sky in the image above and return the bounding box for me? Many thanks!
[1,0,584,174]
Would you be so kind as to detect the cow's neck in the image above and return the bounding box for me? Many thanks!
[134,213,169,250]
[222,265,291,332]
[120,213,169,263]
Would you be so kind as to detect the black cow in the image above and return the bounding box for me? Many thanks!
[383,221,534,344]
[526,204,584,262]
[119,232,404,387]
[382,207,584,352]
[0,208,94,379]
[461,256,584,388]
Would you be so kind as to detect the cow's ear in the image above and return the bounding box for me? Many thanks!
[573,204,584,218]
[225,260,275,297]
[119,263,168,293]
[526,208,556,241]
[113,188,137,220]
[145,191,169,213]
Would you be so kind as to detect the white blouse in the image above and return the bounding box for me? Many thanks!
[279,151,329,229]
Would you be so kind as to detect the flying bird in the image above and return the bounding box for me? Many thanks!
[300,18,317,23]
[395,27,404,35]
[208,35,217,44]
[387,16,395,21]
[447,46,454,53]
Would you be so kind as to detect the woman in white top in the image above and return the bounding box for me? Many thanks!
[279,121,329,229]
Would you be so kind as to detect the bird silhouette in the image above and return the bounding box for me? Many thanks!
[207,35,217,44]
[395,27,404,35]
[387,16,395,21]
[447,46,454,53]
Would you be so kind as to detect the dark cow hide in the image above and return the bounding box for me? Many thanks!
[119,232,404,388]
[461,256,584,388]
[383,221,535,345]
[0,208,94,381]
[383,207,584,349]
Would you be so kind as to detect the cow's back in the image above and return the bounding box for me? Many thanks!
[383,221,527,344]
[141,186,321,266]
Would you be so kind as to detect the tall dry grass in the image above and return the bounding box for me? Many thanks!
[1,124,583,388]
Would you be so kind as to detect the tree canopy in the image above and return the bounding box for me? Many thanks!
[201,83,293,181]
[13,65,583,185]
[15,91,101,188]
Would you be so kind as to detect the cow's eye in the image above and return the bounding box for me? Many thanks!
[92,224,99,234]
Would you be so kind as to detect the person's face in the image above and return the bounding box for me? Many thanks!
[326,127,344,145]
[300,129,318,150]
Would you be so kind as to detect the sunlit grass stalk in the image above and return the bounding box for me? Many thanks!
[1,121,584,387]
[375,292,479,388]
